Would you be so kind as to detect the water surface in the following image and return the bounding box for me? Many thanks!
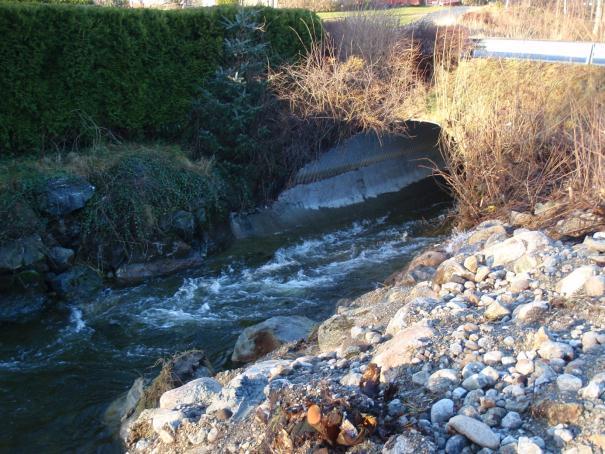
[0,189,449,453]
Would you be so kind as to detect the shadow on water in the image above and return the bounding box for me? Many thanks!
[0,176,451,453]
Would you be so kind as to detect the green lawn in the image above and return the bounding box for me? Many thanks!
[318,5,443,25]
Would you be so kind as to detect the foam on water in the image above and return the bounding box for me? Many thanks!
[0,196,450,453]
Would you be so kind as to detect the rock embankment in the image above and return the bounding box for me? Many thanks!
[124,219,605,454]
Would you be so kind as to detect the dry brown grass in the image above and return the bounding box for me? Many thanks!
[271,11,427,137]
[460,1,605,41]
[433,59,605,228]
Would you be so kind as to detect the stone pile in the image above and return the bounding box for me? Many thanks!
[124,221,605,454]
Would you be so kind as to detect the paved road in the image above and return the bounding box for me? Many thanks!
[418,5,475,26]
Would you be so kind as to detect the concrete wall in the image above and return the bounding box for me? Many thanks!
[230,121,444,238]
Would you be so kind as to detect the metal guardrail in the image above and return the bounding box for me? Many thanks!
[472,38,605,66]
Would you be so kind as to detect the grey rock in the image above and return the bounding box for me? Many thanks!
[445,434,469,454]
[482,407,506,427]
[585,275,605,297]
[579,373,605,400]
[462,362,485,379]
[513,301,548,324]
[501,411,522,429]
[115,254,204,285]
[231,315,315,363]
[483,238,526,267]
[463,389,485,407]
[556,265,599,297]
[427,369,461,393]
[317,314,354,352]
[47,246,74,272]
[537,341,574,361]
[163,210,195,242]
[431,398,455,424]
[462,373,492,390]
[556,374,582,392]
[484,301,511,320]
[159,377,222,410]
[0,235,45,272]
[382,430,437,454]
[446,415,500,450]
[386,297,438,335]
[388,398,405,417]
[517,437,543,453]
[207,360,289,421]
[48,265,102,299]
[38,176,94,216]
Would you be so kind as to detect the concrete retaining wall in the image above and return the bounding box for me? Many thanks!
[230,122,444,238]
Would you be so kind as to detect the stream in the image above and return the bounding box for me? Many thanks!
[0,186,449,453]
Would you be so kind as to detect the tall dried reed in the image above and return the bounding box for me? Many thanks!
[460,1,605,41]
[433,58,605,227]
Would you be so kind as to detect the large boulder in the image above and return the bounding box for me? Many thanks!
[207,360,289,421]
[48,265,102,299]
[38,176,94,217]
[0,235,45,272]
[433,258,474,285]
[159,377,222,410]
[317,313,355,352]
[160,210,196,242]
[373,321,435,382]
[115,253,204,285]
[483,237,527,267]
[231,315,316,363]
[47,246,75,272]
[556,265,599,297]
[386,297,439,335]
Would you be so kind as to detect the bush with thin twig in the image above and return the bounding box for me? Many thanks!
[272,11,427,138]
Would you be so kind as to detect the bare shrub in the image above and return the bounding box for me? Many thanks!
[272,11,427,137]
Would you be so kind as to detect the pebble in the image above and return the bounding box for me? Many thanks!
[557,374,583,392]
[553,427,574,447]
[585,275,605,297]
[484,351,502,365]
[445,434,469,454]
[427,369,461,393]
[581,331,600,351]
[513,301,549,323]
[501,411,523,429]
[388,398,405,417]
[431,398,454,424]
[515,359,534,375]
[484,301,511,320]
[446,415,500,450]
[538,340,574,361]
[518,436,544,453]
[207,427,219,443]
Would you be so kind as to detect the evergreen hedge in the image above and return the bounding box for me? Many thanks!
[0,3,319,154]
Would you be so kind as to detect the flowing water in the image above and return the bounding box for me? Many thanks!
[0,188,449,453]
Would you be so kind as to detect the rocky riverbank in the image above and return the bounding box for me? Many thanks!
[122,214,605,453]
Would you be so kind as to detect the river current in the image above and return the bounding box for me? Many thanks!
[0,190,448,453]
